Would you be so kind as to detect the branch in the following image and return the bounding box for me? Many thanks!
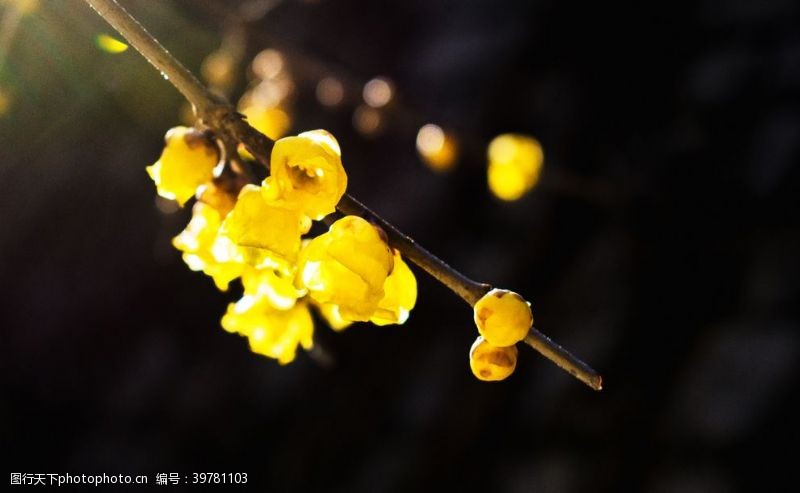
[524,330,602,390]
[83,0,602,391]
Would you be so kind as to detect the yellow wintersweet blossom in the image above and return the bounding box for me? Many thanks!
[221,296,314,365]
[241,266,303,310]
[146,127,219,206]
[218,185,304,273]
[370,250,417,326]
[268,130,347,220]
[473,288,533,347]
[469,336,518,381]
[298,216,393,321]
[172,202,244,291]
[487,134,543,201]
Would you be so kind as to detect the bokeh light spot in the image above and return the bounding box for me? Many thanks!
[363,77,393,108]
[416,124,458,172]
[251,49,284,80]
[201,50,236,90]
[316,77,344,107]
[353,105,382,136]
[95,33,129,54]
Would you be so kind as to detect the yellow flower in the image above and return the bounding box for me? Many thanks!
[473,288,533,347]
[218,184,304,273]
[241,266,303,310]
[469,336,518,382]
[268,130,347,220]
[222,296,314,365]
[487,134,543,201]
[172,202,244,290]
[146,126,219,206]
[370,250,417,326]
[298,216,393,321]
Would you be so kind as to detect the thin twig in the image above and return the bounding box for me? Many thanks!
[81,0,602,390]
[84,0,220,114]
[524,329,603,390]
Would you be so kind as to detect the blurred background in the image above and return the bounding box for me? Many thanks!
[2,0,799,491]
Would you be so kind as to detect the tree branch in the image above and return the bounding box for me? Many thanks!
[82,0,602,391]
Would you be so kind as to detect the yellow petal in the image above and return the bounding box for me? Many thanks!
[219,185,304,273]
[297,216,393,321]
[241,266,303,310]
[147,126,219,206]
[269,129,347,220]
[222,296,314,365]
[172,202,244,291]
[370,250,417,326]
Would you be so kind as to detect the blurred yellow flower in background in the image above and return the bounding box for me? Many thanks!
[487,134,543,201]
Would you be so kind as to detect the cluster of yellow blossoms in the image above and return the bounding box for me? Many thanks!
[147,126,417,364]
[468,288,534,381]
[487,134,544,201]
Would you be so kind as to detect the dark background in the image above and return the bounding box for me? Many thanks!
[2,0,799,491]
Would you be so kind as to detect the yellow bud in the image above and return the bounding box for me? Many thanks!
[269,129,347,220]
[146,126,219,206]
[222,296,314,365]
[473,288,533,347]
[487,134,543,201]
[370,250,417,326]
[298,216,393,321]
[469,336,518,381]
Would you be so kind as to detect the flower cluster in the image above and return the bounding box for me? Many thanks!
[468,288,533,381]
[147,127,417,364]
